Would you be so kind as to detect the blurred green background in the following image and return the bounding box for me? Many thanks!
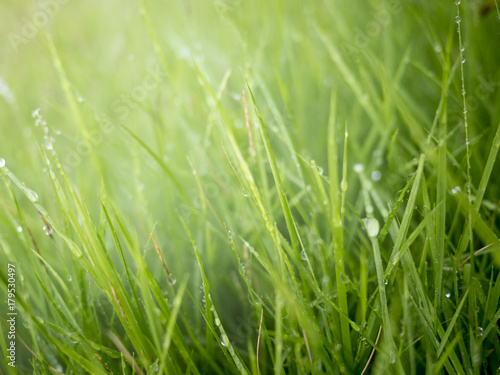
[1,0,500,373]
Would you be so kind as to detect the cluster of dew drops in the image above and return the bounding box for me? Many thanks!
[0,108,62,235]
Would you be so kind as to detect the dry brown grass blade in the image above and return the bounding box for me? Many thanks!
[151,232,174,284]
[360,326,382,375]
[108,330,145,375]
[460,242,496,266]
[242,90,255,158]
[256,309,264,374]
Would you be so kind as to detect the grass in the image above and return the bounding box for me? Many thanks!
[0,0,500,373]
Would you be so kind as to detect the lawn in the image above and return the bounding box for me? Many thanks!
[1,0,500,374]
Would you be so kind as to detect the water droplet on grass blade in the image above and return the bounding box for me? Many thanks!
[26,189,39,202]
[354,163,364,173]
[45,140,54,150]
[371,170,382,181]
[341,178,347,192]
[0,158,5,168]
[43,225,52,236]
[300,250,307,260]
[148,362,159,373]
[363,218,379,238]
[169,274,177,285]
[221,334,228,347]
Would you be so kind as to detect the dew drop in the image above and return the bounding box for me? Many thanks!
[45,140,54,150]
[26,189,39,202]
[434,45,442,53]
[0,158,5,168]
[169,274,177,285]
[363,218,380,238]
[300,250,307,260]
[17,226,23,232]
[454,0,461,4]
[460,45,465,52]
[461,57,466,64]
[43,225,53,236]
[221,334,228,347]
[476,327,483,337]
[311,160,324,174]
[455,16,461,23]
[341,178,347,192]
[371,170,382,181]
[353,163,364,173]
[445,292,451,298]
[67,275,72,282]
[148,363,159,373]
[53,364,63,372]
